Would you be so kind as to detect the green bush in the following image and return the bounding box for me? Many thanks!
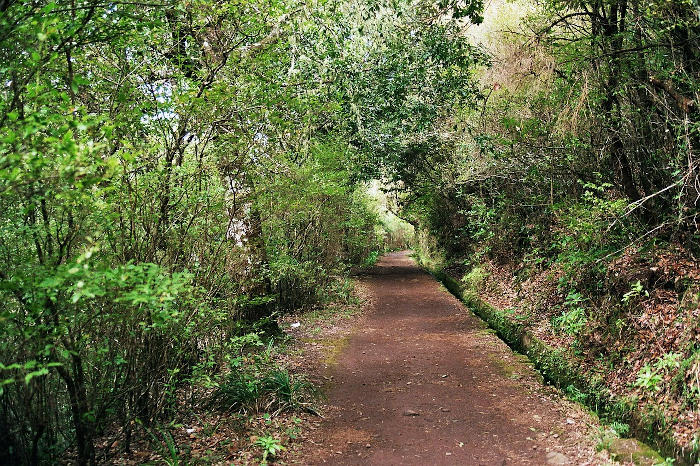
[258,142,382,313]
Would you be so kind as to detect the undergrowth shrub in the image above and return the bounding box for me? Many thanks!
[211,367,318,415]
[551,183,632,290]
[262,369,318,413]
[258,142,382,313]
[208,332,318,415]
[364,250,380,266]
[553,308,588,336]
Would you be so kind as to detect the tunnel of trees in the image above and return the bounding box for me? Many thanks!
[0,0,698,463]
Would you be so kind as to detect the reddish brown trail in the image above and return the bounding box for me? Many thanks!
[299,251,605,465]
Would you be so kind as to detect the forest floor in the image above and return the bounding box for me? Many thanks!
[289,251,616,465]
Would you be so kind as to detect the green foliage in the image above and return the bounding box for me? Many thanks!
[550,185,632,290]
[262,369,318,413]
[655,353,682,372]
[255,435,285,464]
[461,266,489,293]
[635,365,663,393]
[595,425,620,453]
[258,142,382,312]
[610,422,631,438]
[211,367,317,415]
[553,308,588,336]
[655,458,676,466]
[364,251,380,267]
[369,186,415,251]
[552,291,588,335]
[673,349,700,409]
[210,335,317,415]
[2,0,473,458]
[212,372,265,413]
[143,425,182,466]
[565,384,588,404]
[622,281,649,304]
[24,0,699,461]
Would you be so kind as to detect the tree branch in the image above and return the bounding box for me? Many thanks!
[234,9,301,60]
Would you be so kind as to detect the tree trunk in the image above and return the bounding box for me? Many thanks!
[56,357,95,466]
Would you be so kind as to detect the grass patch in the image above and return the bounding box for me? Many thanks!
[210,367,319,415]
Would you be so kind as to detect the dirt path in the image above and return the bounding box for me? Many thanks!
[298,251,608,465]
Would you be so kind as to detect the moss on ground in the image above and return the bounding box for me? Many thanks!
[486,353,521,379]
[299,336,350,367]
[608,438,664,465]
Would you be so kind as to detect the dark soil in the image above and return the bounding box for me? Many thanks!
[296,251,609,465]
